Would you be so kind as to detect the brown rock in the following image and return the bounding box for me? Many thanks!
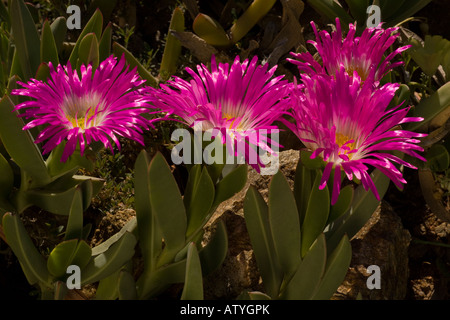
[333,201,411,300]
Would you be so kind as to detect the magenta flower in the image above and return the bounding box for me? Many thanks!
[285,68,426,204]
[148,55,291,170]
[288,18,410,83]
[11,55,151,162]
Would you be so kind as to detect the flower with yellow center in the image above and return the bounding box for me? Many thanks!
[285,67,426,204]
[12,55,151,162]
[148,55,291,171]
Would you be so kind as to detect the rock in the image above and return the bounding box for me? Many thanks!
[203,149,300,299]
[333,201,411,300]
[203,149,413,300]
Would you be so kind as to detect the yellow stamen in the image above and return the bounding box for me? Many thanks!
[223,113,238,130]
[66,108,96,129]
[336,132,356,159]
[345,64,368,81]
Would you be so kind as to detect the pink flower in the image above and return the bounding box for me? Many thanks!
[11,55,151,162]
[288,18,410,83]
[147,55,291,170]
[285,67,426,204]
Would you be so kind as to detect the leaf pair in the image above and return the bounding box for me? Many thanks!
[244,169,352,300]
[133,150,242,299]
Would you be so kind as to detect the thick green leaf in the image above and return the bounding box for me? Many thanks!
[248,291,272,300]
[94,270,120,300]
[14,179,92,215]
[328,185,354,224]
[425,143,450,172]
[244,186,282,298]
[91,217,137,256]
[47,239,78,278]
[280,234,327,300]
[76,33,99,70]
[148,152,187,265]
[184,165,215,237]
[212,164,247,208]
[344,0,370,26]
[99,22,112,61]
[40,19,59,65]
[137,258,187,299]
[88,0,118,22]
[71,240,92,270]
[407,81,450,131]
[0,152,14,212]
[198,219,228,275]
[133,150,161,272]
[45,141,95,180]
[229,0,277,44]
[193,13,230,47]
[311,235,352,300]
[379,0,406,21]
[181,242,204,300]
[50,17,67,54]
[72,175,104,201]
[325,169,390,253]
[68,9,103,67]
[159,6,184,80]
[294,158,313,225]
[113,42,158,87]
[301,172,330,257]
[387,0,432,27]
[118,269,137,300]
[34,62,50,82]
[81,231,136,286]
[2,212,50,286]
[300,150,324,170]
[268,171,301,279]
[306,0,353,26]
[10,0,41,80]
[64,189,84,241]
[0,95,51,188]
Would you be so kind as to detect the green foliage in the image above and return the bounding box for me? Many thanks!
[408,35,450,77]
[133,150,245,299]
[243,164,353,300]
[188,0,277,48]
[307,0,431,30]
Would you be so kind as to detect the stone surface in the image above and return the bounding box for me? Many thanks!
[333,201,411,300]
[203,149,300,299]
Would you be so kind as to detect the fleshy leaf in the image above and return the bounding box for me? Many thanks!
[184,165,215,237]
[301,171,330,257]
[243,186,282,298]
[280,233,326,299]
[212,164,247,208]
[2,212,50,286]
[10,0,41,80]
[180,242,203,300]
[81,231,136,286]
[0,95,51,188]
[268,171,301,279]
[40,19,59,65]
[148,152,187,266]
